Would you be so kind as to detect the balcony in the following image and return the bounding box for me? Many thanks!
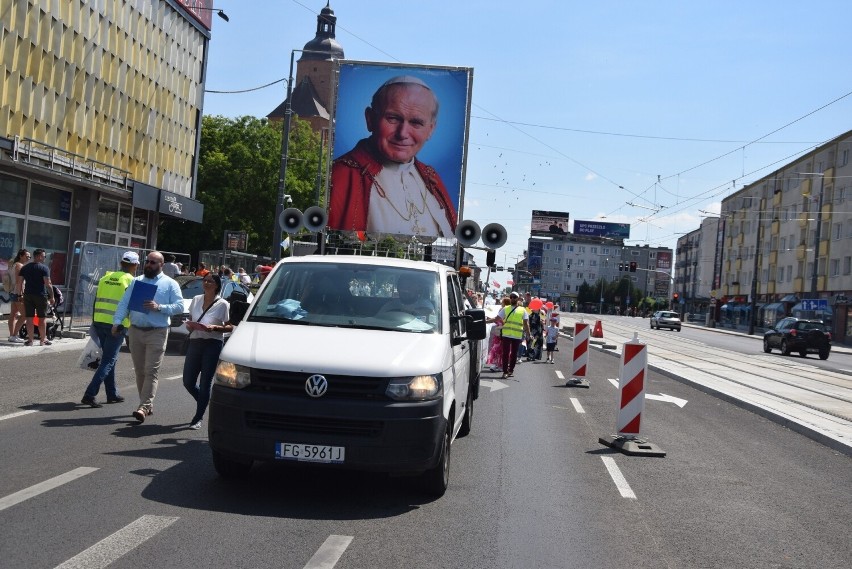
[773,191,782,207]
[794,277,805,292]
[819,240,829,257]
[767,281,775,294]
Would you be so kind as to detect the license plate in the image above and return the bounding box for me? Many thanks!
[275,442,345,464]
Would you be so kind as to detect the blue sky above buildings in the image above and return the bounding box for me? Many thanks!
[200,1,852,279]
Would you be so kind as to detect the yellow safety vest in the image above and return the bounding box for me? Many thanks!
[501,305,525,339]
[93,271,133,326]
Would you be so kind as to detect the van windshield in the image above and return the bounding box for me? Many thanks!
[248,262,441,333]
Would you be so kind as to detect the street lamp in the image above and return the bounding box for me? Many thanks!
[194,7,230,21]
[799,172,826,296]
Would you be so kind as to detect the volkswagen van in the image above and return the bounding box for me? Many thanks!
[208,256,486,496]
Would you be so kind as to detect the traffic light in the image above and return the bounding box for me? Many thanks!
[618,263,624,271]
[486,250,496,268]
[629,261,637,272]
[673,293,679,303]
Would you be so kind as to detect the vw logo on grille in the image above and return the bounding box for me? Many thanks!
[305,374,328,398]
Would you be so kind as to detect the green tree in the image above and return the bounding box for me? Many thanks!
[158,115,323,261]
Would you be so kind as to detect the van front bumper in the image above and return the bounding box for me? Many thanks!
[208,385,447,473]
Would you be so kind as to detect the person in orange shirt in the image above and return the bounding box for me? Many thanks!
[195,262,210,277]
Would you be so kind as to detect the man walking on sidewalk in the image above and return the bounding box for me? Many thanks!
[112,251,183,423]
[17,249,55,346]
[80,251,139,408]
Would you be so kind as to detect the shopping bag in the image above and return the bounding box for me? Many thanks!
[77,337,102,370]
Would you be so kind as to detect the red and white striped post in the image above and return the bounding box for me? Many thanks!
[566,319,590,387]
[616,336,647,436]
[599,333,666,457]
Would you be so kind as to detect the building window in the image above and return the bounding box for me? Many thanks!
[97,198,148,249]
[544,243,551,250]
[830,259,840,277]
[843,257,851,275]
[834,223,843,240]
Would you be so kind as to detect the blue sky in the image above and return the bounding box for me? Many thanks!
[201,1,852,282]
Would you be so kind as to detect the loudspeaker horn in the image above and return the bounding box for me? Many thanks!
[454,220,481,247]
[481,223,508,249]
[279,207,303,233]
[302,206,327,233]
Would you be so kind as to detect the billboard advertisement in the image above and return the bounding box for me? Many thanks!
[527,240,543,277]
[530,210,570,237]
[329,61,473,240]
[654,251,672,297]
[573,220,630,239]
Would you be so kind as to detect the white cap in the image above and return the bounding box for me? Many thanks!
[122,251,140,264]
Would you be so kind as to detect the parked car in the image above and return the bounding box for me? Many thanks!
[763,317,831,359]
[169,275,254,351]
[650,310,681,331]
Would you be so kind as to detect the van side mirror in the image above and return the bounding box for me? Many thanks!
[464,308,487,341]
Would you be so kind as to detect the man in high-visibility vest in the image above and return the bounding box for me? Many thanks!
[80,251,139,408]
[498,292,531,379]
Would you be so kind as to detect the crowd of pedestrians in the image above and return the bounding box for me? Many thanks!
[485,290,561,378]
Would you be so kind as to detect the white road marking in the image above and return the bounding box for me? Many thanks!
[569,397,585,414]
[607,378,619,388]
[601,456,637,499]
[54,515,179,569]
[164,374,182,381]
[0,409,38,421]
[480,379,509,392]
[0,467,99,512]
[555,370,565,380]
[303,534,354,569]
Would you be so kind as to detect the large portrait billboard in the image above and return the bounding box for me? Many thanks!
[329,61,473,240]
[531,210,570,237]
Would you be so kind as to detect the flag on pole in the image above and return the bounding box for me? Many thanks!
[506,279,514,285]
[492,280,500,288]
[281,237,290,251]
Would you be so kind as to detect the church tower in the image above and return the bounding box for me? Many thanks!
[268,3,344,132]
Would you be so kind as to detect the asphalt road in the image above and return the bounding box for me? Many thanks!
[1,341,851,568]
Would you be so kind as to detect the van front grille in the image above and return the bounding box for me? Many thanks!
[250,369,388,400]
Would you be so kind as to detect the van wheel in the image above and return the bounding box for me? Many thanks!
[212,450,252,479]
[459,388,473,437]
[819,349,829,360]
[781,340,791,355]
[421,426,450,497]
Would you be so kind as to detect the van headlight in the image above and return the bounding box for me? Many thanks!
[386,374,442,401]
[214,361,251,389]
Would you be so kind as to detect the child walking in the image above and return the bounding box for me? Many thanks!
[545,317,559,364]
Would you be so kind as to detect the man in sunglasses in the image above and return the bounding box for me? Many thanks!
[112,251,183,423]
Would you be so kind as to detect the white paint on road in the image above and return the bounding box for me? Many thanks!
[303,534,354,569]
[0,409,38,421]
[645,393,688,407]
[601,456,637,499]
[163,374,182,381]
[608,378,619,388]
[0,467,99,512]
[480,379,509,392]
[555,370,565,380]
[569,398,585,414]
[54,515,179,569]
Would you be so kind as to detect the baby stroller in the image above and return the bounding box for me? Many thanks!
[19,286,65,341]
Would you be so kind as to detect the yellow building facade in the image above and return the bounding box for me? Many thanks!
[1,0,210,287]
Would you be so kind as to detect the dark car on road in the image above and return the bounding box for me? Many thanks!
[763,317,831,360]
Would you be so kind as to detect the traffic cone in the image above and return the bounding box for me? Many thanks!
[592,320,603,338]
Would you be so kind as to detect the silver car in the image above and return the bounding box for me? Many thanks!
[650,310,681,331]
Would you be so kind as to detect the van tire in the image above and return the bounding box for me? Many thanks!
[421,426,450,497]
[212,450,252,479]
[458,388,473,437]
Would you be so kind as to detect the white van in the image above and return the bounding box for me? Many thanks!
[209,256,487,496]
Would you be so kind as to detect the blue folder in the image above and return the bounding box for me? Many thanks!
[128,280,157,313]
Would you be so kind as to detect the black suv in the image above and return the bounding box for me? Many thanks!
[763,317,831,360]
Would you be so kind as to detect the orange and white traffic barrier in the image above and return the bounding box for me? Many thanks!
[616,336,647,435]
[599,333,666,457]
[566,320,590,387]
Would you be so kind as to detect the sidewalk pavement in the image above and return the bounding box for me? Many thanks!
[559,314,852,456]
